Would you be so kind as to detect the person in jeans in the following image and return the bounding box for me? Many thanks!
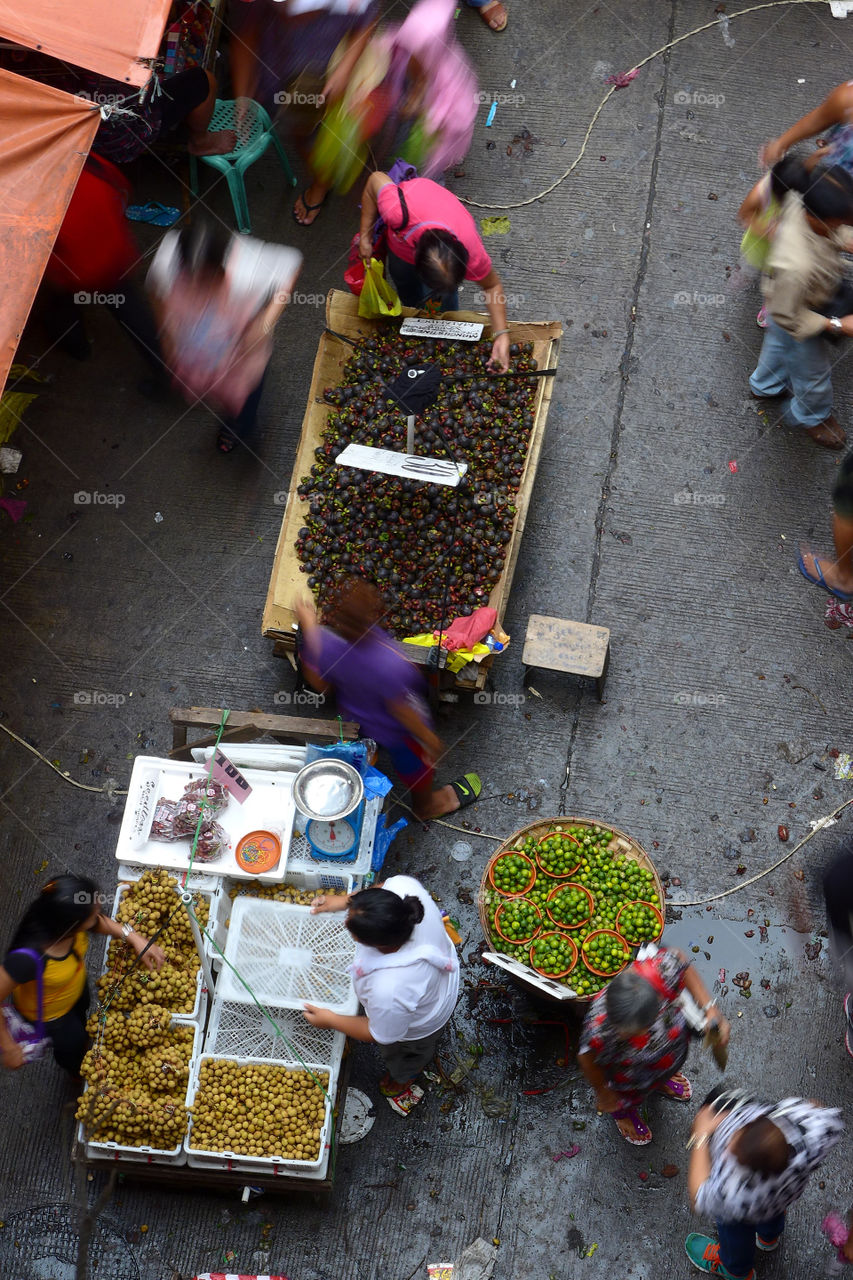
[0,876,164,1078]
[749,158,853,451]
[304,875,459,1114]
[685,1094,844,1279]
[357,171,511,372]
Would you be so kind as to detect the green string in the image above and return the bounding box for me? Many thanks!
[183,709,230,885]
[337,715,344,743]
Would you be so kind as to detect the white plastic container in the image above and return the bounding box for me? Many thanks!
[114,756,296,882]
[114,866,228,972]
[205,995,344,1065]
[217,898,357,1014]
[184,1053,338,1172]
[77,1021,202,1165]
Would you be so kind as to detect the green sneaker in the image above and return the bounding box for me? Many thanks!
[685,1234,754,1279]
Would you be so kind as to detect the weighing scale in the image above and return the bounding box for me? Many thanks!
[306,814,361,861]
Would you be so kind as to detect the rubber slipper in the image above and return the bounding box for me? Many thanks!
[658,1072,693,1101]
[292,189,328,226]
[477,0,508,30]
[217,429,238,454]
[387,1083,425,1116]
[126,201,181,227]
[615,1108,652,1146]
[450,772,482,809]
[797,551,853,602]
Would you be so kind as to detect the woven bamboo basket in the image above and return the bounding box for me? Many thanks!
[478,815,666,1003]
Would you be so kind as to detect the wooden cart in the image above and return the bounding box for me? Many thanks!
[262,290,563,691]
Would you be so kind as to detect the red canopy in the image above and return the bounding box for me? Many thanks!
[0,69,101,388]
[0,0,172,87]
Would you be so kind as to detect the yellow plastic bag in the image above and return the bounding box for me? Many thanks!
[358,257,401,319]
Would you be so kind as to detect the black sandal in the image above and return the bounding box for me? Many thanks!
[216,429,237,453]
[292,189,328,226]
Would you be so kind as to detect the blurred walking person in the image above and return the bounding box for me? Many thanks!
[685,1091,843,1278]
[147,220,301,452]
[749,159,853,451]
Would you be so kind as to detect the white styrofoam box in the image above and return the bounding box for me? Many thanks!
[482,950,577,1001]
[104,882,212,1022]
[184,1053,338,1172]
[218,898,357,1014]
[77,1021,201,1165]
[286,794,381,879]
[205,995,345,1066]
[114,756,296,882]
[191,743,307,771]
[114,866,228,970]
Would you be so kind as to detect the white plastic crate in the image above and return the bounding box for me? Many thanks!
[77,1021,201,1165]
[286,794,381,880]
[218,898,357,1014]
[212,876,353,973]
[115,866,228,969]
[114,755,296,882]
[191,743,307,772]
[184,1053,338,1172]
[205,995,345,1065]
[103,882,214,1022]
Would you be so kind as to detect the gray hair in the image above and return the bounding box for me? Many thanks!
[605,967,661,1032]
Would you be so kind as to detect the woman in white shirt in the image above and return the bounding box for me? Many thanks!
[304,875,459,1115]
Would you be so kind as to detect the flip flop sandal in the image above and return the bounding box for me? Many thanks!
[658,1073,693,1101]
[387,1083,425,1116]
[477,0,508,30]
[615,1108,652,1146]
[216,429,238,454]
[126,201,181,227]
[756,305,768,328]
[797,552,853,602]
[450,772,482,809]
[292,190,328,226]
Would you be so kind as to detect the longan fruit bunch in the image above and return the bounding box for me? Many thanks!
[126,1003,171,1047]
[141,1043,190,1092]
[189,1060,329,1161]
[229,881,317,907]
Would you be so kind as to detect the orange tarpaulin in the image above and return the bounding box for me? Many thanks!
[0,69,101,389]
[0,0,172,87]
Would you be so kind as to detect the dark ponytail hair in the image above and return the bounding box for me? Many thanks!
[176,218,230,278]
[9,875,101,953]
[771,157,853,222]
[346,887,424,948]
[414,230,469,294]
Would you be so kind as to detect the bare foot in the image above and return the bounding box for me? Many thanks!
[416,784,460,821]
[614,1112,652,1144]
[476,0,508,30]
[293,184,329,226]
[799,548,853,597]
[188,129,237,156]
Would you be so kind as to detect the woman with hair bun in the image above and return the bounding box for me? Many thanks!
[304,875,459,1114]
[0,875,165,1078]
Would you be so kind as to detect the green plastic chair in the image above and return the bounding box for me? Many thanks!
[188,99,296,234]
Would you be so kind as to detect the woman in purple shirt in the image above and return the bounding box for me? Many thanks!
[297,579,481,818]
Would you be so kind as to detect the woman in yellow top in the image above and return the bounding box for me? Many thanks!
[0,875,165,1076]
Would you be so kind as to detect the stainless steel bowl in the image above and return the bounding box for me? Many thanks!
[292,759,364,820]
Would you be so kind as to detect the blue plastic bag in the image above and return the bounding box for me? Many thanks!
[371,814,407,872]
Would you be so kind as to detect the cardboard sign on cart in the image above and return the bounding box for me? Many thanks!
[262,290,562,691]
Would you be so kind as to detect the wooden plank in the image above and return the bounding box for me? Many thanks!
[262,290,563,690]
[169,706,359,743]
[169,724,261,762]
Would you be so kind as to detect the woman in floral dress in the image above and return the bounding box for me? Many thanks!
[577,947,730,1146]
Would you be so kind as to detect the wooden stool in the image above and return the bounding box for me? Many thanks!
[522,615,611,701]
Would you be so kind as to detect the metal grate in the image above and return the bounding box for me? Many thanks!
[206,996,343,1064]
[218,898,357,1013]
[0,1204,139,1280]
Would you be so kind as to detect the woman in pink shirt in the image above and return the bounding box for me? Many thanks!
[358,171,511,372]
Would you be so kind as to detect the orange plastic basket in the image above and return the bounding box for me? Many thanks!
[615,900,664,946]
[487,850,536,899]
[581,928,631,978]
[528,931,578,979]
[545,882,593,930]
